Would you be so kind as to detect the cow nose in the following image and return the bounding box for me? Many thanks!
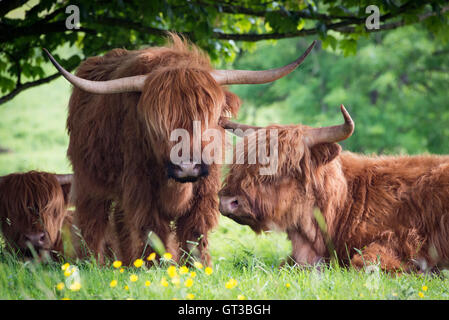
[167,161,209,182]
[219,196,239,215]
[25,232,46,248]
[177,162,202,177]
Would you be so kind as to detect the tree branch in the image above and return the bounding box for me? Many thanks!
[0,72,62,105]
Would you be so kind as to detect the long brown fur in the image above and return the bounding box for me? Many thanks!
[0,171,119,261]
[220,123,449,272]
[66,33,241,264]
[0,171,71,259]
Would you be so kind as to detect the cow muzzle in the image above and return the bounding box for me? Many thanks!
[219,196,239,216]
[167,161,209,183]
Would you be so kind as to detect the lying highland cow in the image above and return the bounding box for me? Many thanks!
[219,105,449,272]
[0,171,118,261]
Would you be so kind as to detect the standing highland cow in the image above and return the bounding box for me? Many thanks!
[44,34,316,264]
[219,105,449,272]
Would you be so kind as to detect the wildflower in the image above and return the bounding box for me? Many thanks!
[360,293,364,298]
[392,292,398,297]
[61,263,70,271]
[225,279,238,289]
[69,282,81,291]
[186,293,195,300]
[179,266,189,275]
[119,268,124,273]
[193,261,203,269]
[190,271,197,278]
[130,274,138,282]
[61,297,70,300]
[285,283,291,288]
[418,291,424,298]
[112,260,122,269]
[145,281,151,287]
[147,252,156,261]
[64,269,72,277]
[163,252,172,260]
[124,285,129,290]
[56,282,65,291]
[205,267,213,275]
[110,280,117,288]
[133,259,144,268]
[422,285,428,292]
[161,277,169,287]
[184,278,194,288]
[237,295,246,300]
[167,265,178,278]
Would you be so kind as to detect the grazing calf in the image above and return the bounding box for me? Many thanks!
[219,105,449,272]
[0,171,73,260]
[0,171,120,261]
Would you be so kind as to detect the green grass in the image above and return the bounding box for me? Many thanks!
[1,77,449,300]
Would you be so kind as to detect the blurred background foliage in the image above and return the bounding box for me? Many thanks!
[0,0,449,174]
[231,25,449,155]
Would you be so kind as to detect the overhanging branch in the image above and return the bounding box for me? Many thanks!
[0,72,62,105]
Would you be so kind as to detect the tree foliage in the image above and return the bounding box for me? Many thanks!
[231,25,449,154]
[1,0,449,104]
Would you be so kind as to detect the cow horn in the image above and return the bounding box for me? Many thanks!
[211,41,316,85]
[305,105,354,146]
[43,49,147,94]
[55,174,73,185]
[219,118,261,137]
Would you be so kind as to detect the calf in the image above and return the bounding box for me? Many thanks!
[0,171,73,260]
[219,105,449,272]
[0,171,120,261]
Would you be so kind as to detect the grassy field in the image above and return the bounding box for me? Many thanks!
[1,78,449,300]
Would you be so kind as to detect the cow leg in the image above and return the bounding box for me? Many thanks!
[117,200,176,265]
[176,192,219,265]
[73,193,112,264]
[175,167,220,266]
[287,229,323,267]
[351,242,406,272]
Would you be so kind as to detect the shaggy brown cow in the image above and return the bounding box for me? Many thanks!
[0,171,120,261]
[0,171,73,260]
[219,105,449,272]
[44,34,316,265]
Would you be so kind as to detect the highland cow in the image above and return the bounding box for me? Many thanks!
[0,171,73,260]
[0,171,120,261]
[219,105,449,272]
[44,34,317,265]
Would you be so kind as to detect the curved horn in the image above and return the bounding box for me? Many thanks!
[55,174,73,185]
[219,118,261,137]
[43,49,147,94]
[211,40,316,85]
[305,105,354,146]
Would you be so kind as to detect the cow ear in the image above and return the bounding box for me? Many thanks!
[224,91,241,117]
[310,143,341,167]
